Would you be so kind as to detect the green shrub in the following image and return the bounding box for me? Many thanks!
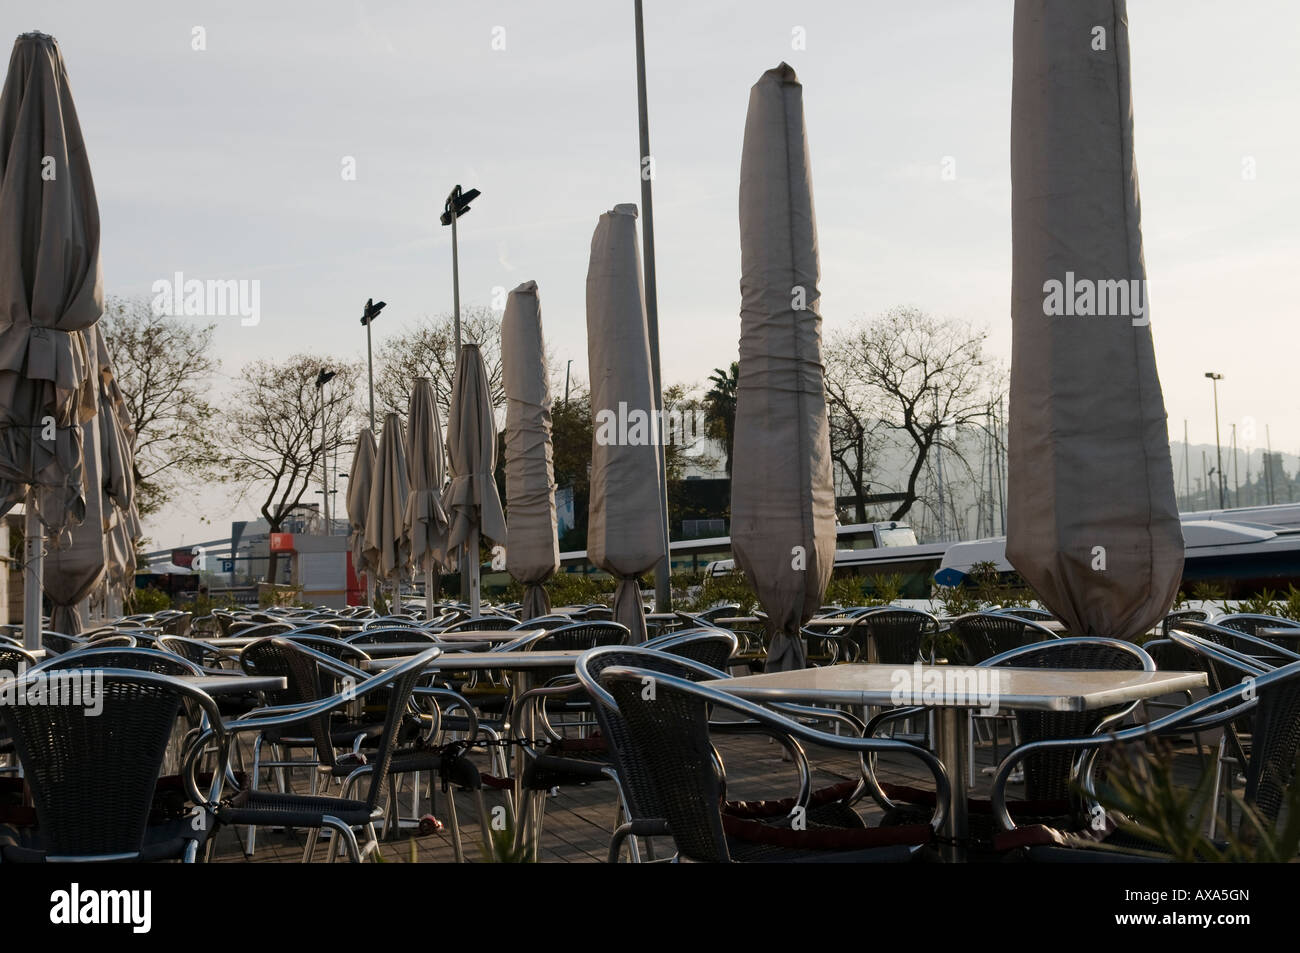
[129,586,172,614]
[690,572,759,614]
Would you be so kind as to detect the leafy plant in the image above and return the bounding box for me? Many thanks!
[129,586,172,614]
[690,572,760,614]
[480,821,535,863]
[1190,581,1230,614]
[1088,741,1300,862]
[1233,588,1279,617]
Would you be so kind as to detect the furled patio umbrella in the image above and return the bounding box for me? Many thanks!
[347,428,378,603]
[43,332,107,634]
[585,205,665,644]
[442,343,506,619]
[501,280,558,620]
[1006,0,1182,640]
[0,32,103,647]
[364,413,411,611]
[731,64,836,672]
[405,377,450,618]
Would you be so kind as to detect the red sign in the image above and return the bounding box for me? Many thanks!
[170,548,194,568]
[269,533,295,553]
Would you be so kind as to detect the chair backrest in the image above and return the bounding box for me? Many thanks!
[510,615,573,631]
[79,633,137,649]
[695,604,741,623]
[1169,619,1299,673]
[32,646,203,677]
[0,670,222,859]
[364,616,431,630]
[1215,614,1300,638]
[584,649,733,861]
[533,621,630,653]
[232,621,296,641]
[983,637,1153,802]
[642,628,738,671]
[1161,608,1210,638]
[853,608,939,664]
[345,627,438,645]
[442,617,518,632]
[284,623,345,639]
[996,607,1056,622]
[0,645,37,671]
[157,635,225,666]
[949,612,1057,664]
[264,640,436,810]
[41,632,88,655]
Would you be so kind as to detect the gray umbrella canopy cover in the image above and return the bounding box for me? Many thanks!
[1006,0,1182,640]
[732,64,836,671]
[501,281,559,620]
[585,205,665,644]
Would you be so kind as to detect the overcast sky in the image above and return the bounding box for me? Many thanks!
[8,0,1298,547]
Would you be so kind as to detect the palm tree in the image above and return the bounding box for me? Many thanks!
[704,362,739,474]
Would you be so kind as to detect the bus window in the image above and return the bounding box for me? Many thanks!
[877,526,918,547]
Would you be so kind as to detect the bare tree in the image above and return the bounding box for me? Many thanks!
[374,307,504,427]
[823,342,887,523]
[99,296,221,518]
[837,307,994,523]
[220,354,362,581]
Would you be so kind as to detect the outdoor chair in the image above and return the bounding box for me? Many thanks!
[1215,613,1300,642]
[1161,608,1209,636]
[948,611,1058,664]
[990,652,1300,862]
[866,637,1152,856]
[197,646,446,862]
[591,655,951,862]
[1168,625,1300,836]
[643,628,738,671]
[571,641,870,862]
[234,637,380,856]
[0,669,222,861]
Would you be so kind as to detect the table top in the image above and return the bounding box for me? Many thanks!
[712,616,762,626]
[434,630,528,640]
[364,649,586,673]
[360,640,489,656]
[706,663,1206,712]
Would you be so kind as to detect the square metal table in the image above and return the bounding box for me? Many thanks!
[707,663,1206,861]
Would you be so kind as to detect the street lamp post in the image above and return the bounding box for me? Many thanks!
[634,0,673,612]
[360,298,386,431]
[315,369,336,533]
[1205,372,1225,509]
[564,359,573,409]
[441,185,481,358]
[441,185,480,606]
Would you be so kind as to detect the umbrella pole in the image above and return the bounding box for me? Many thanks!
[468,528,480,618]
[23,495,43,651]
[424,565,435,619]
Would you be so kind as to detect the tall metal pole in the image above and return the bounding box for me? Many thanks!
[23,493,43,651]
[320,387,330,534]
[451,212,461,356]
[564,359,573,409]
[1231,423,1239,508]
[635,0,672,612]
[366,320,375,432]
[450,200,467,606]
[1210,376,1225,509]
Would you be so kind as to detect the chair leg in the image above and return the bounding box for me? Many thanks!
[445,785,464,863]
[1209,735,1226,840]
[302,828,320,863]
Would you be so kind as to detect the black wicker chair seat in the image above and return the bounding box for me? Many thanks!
[216,789,376,829]
[0,815,211,863]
